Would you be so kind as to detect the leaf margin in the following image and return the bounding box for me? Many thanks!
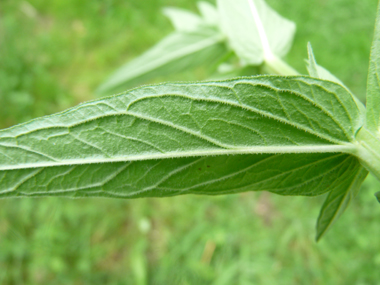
[316,165,368,241]
[366,0,380,135]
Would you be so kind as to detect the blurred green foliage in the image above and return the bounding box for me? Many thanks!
[0,0,380,284]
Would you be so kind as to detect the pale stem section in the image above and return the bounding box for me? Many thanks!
[355,127,380,181]
[247,0,299,76]
[263,55,299,76]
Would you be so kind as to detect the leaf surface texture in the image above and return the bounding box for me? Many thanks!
[0,76,364,198]
[316,166,368,240]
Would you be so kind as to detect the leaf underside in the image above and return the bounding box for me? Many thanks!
[316,166,368,241]
[0,153,364,199]
[366,0,380,134]
[217,0,296,64]
[0,76,365,199]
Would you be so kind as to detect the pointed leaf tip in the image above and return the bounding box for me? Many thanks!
[315,167,368,241]
[305,43,344,86]
[306,42,319,78]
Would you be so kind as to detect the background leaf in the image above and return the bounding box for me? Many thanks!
[197,1,219,26]
[366,0,380,135]
[217,0,296,65]
[96,31,226,95]
[316,166,368,241]
[162,7,204,32]
[0,76,364,198]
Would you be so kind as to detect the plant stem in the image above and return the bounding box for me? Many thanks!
[264,55,300,76]
[355,127,380,181]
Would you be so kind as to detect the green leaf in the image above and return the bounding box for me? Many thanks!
[316,166,368,241]
[97,2,225,96]
[306,43,319,78]
[217,0,296,65]
[0,76,365,198]
[366,0,380,135]
[163,2,219,32]
[376,192,380,203]
[96,31,227,95]
[306,43,344,86]
[162,7,205,32]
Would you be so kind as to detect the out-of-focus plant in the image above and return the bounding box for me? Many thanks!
[96,0,299,95]
[0,0,380,241]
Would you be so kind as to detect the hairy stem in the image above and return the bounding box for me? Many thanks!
[355,127,380,181]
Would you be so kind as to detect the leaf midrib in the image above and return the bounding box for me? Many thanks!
[247,0,272,59]
[0,144,357,171]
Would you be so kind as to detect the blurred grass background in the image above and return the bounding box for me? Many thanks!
[0,0,380,284]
